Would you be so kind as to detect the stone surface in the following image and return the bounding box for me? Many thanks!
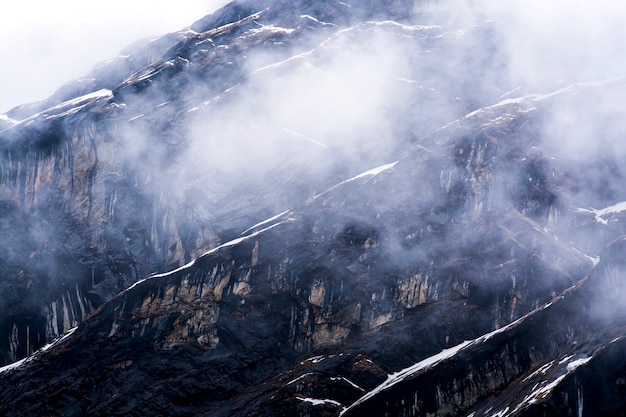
[1,1,626,416]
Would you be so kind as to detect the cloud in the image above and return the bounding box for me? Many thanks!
[3,0,626,360]
[477,0,626,90]
[0,0,230,113]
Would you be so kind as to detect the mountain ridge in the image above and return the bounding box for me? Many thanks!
[2,0,626,416]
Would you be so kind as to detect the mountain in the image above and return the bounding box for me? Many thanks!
[1,1,626,416]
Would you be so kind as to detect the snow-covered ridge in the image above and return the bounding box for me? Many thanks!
[241,210,293,236]
[366,20,442,33]
[0,114,16,126]
[437,77,626,134]
[124,217,294,293]
[495,354,593,417]
[577,200,626,225]
[1,89,114,132]
[340,284,579,416]
[0,326,78,374]
[296,397,342,407]
[308,161,399,203]
[126,155,400,294]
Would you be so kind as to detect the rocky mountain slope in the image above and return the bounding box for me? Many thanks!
[1,1,626,416]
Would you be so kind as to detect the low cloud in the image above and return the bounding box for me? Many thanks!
[0,0,229,113]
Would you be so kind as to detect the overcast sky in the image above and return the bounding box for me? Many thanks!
[0,0,230,114]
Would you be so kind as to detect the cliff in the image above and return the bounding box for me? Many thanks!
[1,1,626,416]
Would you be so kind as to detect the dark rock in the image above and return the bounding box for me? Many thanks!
[1,1,626,416]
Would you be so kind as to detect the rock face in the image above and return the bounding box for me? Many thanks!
[0,0,496,364]
[1,1,626,416]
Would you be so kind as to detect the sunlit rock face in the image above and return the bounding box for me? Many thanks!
[2,0,626,416]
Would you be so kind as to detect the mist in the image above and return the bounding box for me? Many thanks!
[157,0,625,217]
[0,0,230,114]
[2,0,626,364]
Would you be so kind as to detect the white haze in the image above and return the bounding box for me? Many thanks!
[179,0,626,199]
[3,0,625,251]
[0,0,229,114]
[1,0,626,362]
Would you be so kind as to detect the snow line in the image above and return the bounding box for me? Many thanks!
[340,285,578,416]
[241,210,292,235]
[125,219,292,293]
[309,161,399,203]
[0,326,78,374]
[577,200,626,225]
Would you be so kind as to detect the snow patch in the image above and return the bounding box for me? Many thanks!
[368,20,442,33]
[510,355,592,416]
[490,407,510,417]
[241,210,292,236]
[439,78,625,134]
[300,14,335,26]
[310,161,399,203]
[522,361,554,382]
[125,220,292,292]
[279,126,328,148]
[570,247,600,267]
[2,89,113,130]
[0,114,16,125]
[301,355,326,365]
[331,376,365,392]
[342,293,563,415]
[247,24,295,37]
[287,372,313,385]
[578,200,626,225]
[297,397,342,407]
[128,114,144,122]
[559,355,574,364]
[566,357,591,371]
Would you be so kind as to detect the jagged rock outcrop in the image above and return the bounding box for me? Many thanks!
[1,1,626,416]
